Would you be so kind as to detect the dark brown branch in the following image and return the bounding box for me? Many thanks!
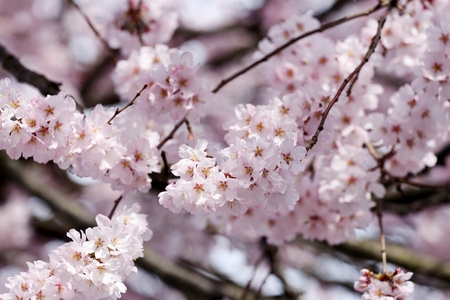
[157,115,188,150]
[0,44,61,96]
[383,189,450,215]
[366,143,450,191]
[296,236,450,286]
[385,173,450,191]
[140,247,277,300]
[67,0,118,65]
[212,1,388,94]
[107,84,148,124]
[1,152,95,229]
[108,195,123,219]
[307,3,394,152]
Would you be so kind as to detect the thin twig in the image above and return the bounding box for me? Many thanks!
[155,110,194,152]
[107,84,148,124]
[366,143,450,191]
[157,115,188,150]
[3,152,279,299]
[385,172,450,191]
[0,44,61,95]
[239,251,267,300]
[212,1,388,94]
[67,0,118,65]
[307,4,394,152]
[254,270,271,300]
[376,195,387,275]
[108,195,123,219]
[185,119,194,140]
[365,142,396,171]
[346,74,359,97]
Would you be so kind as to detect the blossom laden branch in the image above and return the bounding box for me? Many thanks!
[307,2,395,152]
[3,154,281,300]
[212,1,388,94]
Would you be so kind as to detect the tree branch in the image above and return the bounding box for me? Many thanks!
[1,153,278,300]
[212,1,388,94]
[334,239,450,285]
[383,189,450,215]
[0,44,61,96]
[107,84,148,124]
[307,2,394,151]
[1,152,95,229]
[295,237,450,287]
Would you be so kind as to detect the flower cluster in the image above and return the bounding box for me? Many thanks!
[254,10,383,154]
[159,139,230,214]
[0,204,151,300]
[363,0,450,177]
[195,0,450,248]
[378,0,432,77]
[112,45,212,124]
[0,78,160,194]
[210,144,384,245]
[364,82,445,177]
[354,268,414,300]
[88,0,178,54]
[159,135,306,215]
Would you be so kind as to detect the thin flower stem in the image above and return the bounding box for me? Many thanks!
[157,115,188,150]
[108,195,123,219]
[376,195,387,275]
[255,270,271,300]
[239,251,267,300]
[107,84,148,124]
[307,3,394,152]
[212,1,388,94]
[67,0,118,65]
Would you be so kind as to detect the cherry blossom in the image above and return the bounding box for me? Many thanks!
[1,0,450,298]
[355,268,414,300]
[0,204,150,300]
